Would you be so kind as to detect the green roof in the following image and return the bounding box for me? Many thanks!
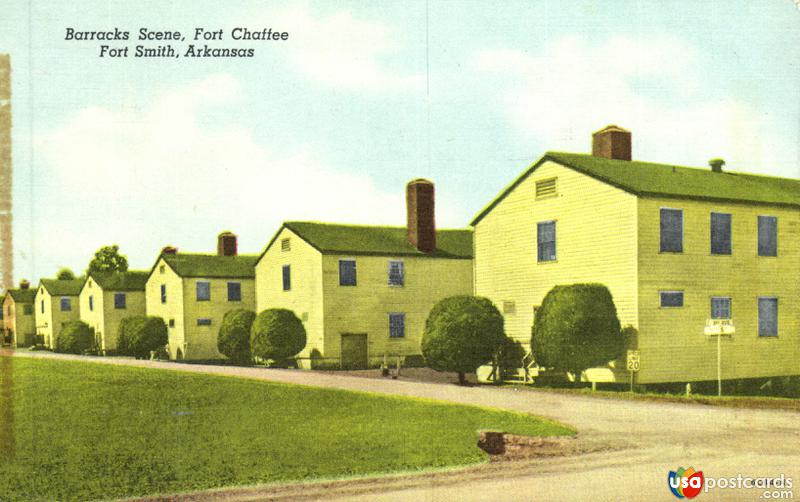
[472,152,800,225]
[6,288,36,303]
[260,221,473,261]
[160,253,257,278]
[87,271,150,291]
[40,278,84,296]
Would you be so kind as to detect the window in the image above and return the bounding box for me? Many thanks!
[114,293,126,309]
[40,300,44,314]
[339,260,357,286]
[388,260,404,286]
[197,318,212,326]
[60,297,71,312]
[389,313,405,338]
[758,216,777,257]
[159,265,166,274]
[660,291,684,308]
[89,295,94,312]
[711,297,731,319]
[660,208,683,252]
[196,281,211,301]
[281,238,291,252]
[710,212,732,255]
[227,282,241,301]
[537,221,556,262]
[282,265,291,291]
[503,301,516,314]
[758,297,778,337]
[160,284,167,304]
[23,304,33,316]
[535,178,557,199]
[168,319,175,328]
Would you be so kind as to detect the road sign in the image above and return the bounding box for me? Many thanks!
[704,318,735,336]
[626,350,640,372]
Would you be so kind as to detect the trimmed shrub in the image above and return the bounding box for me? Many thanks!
[55,321,94,354]
[250,309,307,366]
[421,295,506,385]
[532,283,624,382]
[495,336,527,380]
[218,309,256,365]
[118,316,168,359]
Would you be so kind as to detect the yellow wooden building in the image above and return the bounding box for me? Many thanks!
[472,125,800,384]
[255,179,474,369]
[34,278,84,348]
[2,281,36,347]
[145,233,256,360]
[79,271,149,354]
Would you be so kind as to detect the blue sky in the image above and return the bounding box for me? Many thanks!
[1,0,799,283]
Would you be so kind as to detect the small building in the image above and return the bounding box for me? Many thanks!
[472,125,800,384]
[79,271,149,354]
[145,232,256,360]
[255,179,474,369]
[34,278,84,348]
[2,281,36,347]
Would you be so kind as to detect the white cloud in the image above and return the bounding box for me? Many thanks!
[475,36,797,176]
[33,74,407,274]
[272,6,424,91]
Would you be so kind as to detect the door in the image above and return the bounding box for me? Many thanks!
[340,334,368,370]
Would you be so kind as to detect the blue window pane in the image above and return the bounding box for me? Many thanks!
[537,221,556,262]
[660,208,683,252]
[758,298,778,337]
[389,313,405,338]
[339,260,357,286]
[228,282,242,301]
[758,216,777,257]
[710,213,732,255]
[660,291,683,307]
[160,284,167,304]
[710,297,731,319]
[89,295,94,311]
[60,297,71,312]
[282,265,291,291]
[197,318,212,326]
[114,293,126,309]
[196,281,210,301]
[388,261,404,286]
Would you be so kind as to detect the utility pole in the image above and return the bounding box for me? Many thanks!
[0,54,12,291]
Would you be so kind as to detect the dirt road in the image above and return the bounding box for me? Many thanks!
[13,351,800,501]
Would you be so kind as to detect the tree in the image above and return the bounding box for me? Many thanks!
[88,245,129,274]
[218,309,256,365]
[421,296,506,385]
[531,284,624,383]
[118,316,168,359]
[250,309,306,366]
[55,321,94,354]
[56,268,75,280]
[492,336,527,382]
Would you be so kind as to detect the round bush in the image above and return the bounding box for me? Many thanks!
[421,295,506,385]
[55,321,94,354]
[118,316,168,359]
[250,309,306,365]
[218,309,256,364]
[532,283,624,381]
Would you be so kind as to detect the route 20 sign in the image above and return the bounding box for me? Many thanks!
[626,350,641,372]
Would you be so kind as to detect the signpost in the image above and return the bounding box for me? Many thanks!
[626,350,640,392]
[704,319,735,396]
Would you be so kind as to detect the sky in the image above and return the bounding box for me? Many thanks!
[1,0,799,284]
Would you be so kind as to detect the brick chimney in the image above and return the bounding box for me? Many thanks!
[19,280,29,290]
[407,179,436,253]
[217,231,238,257]
[592,125,632,161]
[161,246,178,255]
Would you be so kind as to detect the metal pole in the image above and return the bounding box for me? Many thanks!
[717,333,722,397]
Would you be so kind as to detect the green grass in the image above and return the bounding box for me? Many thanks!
[0,357,573,501]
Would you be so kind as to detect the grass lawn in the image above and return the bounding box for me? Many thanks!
[0,357,573,501]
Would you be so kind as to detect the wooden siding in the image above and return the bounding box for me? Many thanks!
[34,286,80,347]
[81,279,147,353]
[474,160,639,352]
[145,258,185,359]
[255,227,324,366]
[2,295,35,347]
[637,196,800,383]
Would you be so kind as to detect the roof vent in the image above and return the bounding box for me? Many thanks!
[592,125,631,161]
[161,246,178,255]
[709,158,725,173]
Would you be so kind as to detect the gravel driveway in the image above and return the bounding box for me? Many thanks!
[12,351,800,501]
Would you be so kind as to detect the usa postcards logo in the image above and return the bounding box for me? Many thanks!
[668,467,705,499]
